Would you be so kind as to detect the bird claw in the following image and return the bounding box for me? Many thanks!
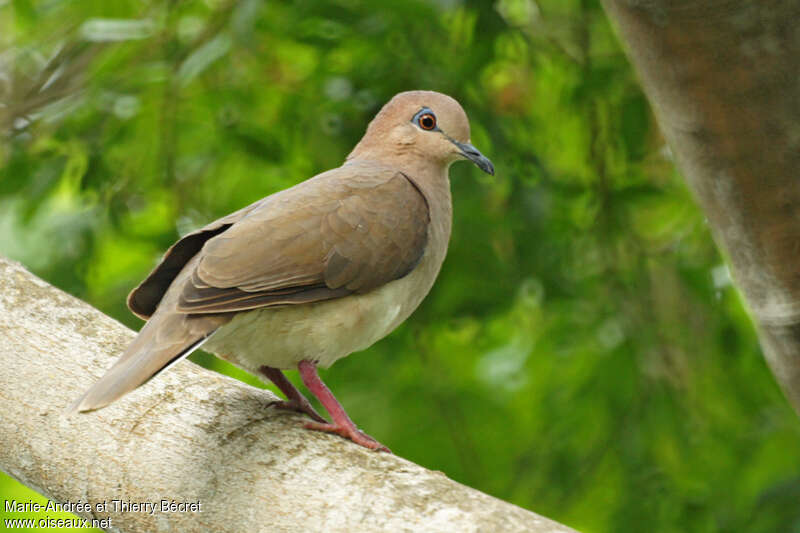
[268,399,328,424]
[303,421,391,453]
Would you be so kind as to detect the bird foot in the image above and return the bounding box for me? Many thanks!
[303,421,391,453]
[268,398,328,424]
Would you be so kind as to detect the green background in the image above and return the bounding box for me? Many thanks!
[2,0,799,531]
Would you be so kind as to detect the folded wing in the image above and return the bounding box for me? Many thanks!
[177,167,430,314]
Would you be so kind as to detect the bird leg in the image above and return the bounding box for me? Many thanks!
[297,360,391,453]
[259,365,328,424]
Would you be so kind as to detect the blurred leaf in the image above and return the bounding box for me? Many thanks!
[80,18,155,42]
[177,33,231,87]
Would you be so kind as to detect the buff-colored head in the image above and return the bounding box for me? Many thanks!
[348,90,494,175]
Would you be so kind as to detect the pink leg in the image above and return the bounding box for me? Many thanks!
[260,366,328,424]
[297,360,390,452]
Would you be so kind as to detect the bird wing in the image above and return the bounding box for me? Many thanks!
[176,166,430,314]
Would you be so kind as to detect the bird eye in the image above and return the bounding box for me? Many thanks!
[418,113,437,131]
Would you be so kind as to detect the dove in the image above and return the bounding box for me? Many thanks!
[71,90,494,451]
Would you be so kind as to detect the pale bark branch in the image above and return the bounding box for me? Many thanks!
[601,0,800,414]
[0,256,574,533]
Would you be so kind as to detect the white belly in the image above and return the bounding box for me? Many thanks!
[202,252,437,373]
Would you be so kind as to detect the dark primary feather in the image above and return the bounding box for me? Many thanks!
[127,201,265,319]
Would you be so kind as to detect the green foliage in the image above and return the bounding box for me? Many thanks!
[2,0,799,531]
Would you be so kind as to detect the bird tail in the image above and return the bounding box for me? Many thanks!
[67,315,215,414]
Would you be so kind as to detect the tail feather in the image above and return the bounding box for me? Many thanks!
[68,321,215,414]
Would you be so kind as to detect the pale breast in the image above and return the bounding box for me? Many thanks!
[202,241,443,373]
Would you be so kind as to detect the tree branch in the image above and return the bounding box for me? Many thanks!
[601,0,800,414]
[0,256,573,533]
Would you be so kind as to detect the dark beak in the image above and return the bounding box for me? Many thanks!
[452,140,495,175]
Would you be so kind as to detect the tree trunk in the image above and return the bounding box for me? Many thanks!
[0,256,574,533]
[601,0,800,414]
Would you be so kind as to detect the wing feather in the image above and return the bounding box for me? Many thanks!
[176,167,429,314]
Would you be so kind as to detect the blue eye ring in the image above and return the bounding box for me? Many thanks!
[412,108,438,131]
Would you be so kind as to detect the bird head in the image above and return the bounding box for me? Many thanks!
[348,91,494,175]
